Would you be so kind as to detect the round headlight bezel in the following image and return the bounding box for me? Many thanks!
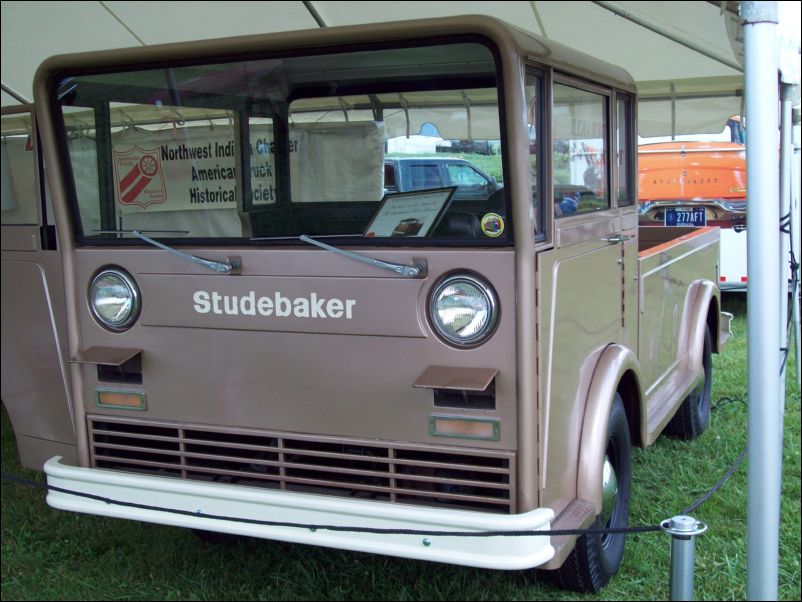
[88,267,140,332]
[428,273,499,348]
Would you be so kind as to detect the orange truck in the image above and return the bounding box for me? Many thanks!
[638,141,748,289]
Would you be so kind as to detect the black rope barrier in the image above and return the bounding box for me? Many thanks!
[780,247,799,375]
[680,447,747,515]
[711,396,747,411]
[779,211,792,235]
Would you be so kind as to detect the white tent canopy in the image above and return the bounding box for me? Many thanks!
[0,0,751,137]
[3,1,798,134]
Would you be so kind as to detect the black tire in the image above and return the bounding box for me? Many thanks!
[548,394,632,592]
[664,326,712,440]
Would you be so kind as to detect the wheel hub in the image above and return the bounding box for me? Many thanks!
[600,454,618,527]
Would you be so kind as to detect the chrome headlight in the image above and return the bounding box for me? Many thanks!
[429,274,499,346]
[89,268,140,331]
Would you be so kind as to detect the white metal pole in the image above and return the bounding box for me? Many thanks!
[792,107,801,387]
[742,3,782,600]
[779,83,792,408]
[662,516,708,601]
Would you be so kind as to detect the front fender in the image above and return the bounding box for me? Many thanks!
[576,344,642,514]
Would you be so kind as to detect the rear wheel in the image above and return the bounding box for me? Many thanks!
[665,326,712,440]
[548,394,632,592]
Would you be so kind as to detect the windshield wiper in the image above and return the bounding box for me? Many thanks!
[299,235,425,278]
[93,229,190,235]
[132,230,236,274]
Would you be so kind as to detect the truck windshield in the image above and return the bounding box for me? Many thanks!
[54,41,508,245]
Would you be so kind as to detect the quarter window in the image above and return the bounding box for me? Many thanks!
[525,71,542,236]
[616,95,633,206]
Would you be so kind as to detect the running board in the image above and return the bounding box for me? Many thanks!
[538,499,596,570]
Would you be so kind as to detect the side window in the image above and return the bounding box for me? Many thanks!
[1,111,39,225]
[408,164,442,189]
[446,163,487,186]
[616,95,634,206]
[525,70,543,236]
[552,83,609,217]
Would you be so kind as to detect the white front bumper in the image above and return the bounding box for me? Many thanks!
[45,456,555,570]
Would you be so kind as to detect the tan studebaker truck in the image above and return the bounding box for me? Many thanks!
[0,15,730,592]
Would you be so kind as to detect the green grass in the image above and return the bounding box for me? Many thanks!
[2,294,800,600]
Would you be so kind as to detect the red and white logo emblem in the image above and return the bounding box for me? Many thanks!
[113,146,166,209]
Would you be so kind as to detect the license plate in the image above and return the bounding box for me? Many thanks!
[664,207,707,227]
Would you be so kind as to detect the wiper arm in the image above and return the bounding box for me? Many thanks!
[132,230,235,274]
[93,229,190,235]
[299,235,425,278]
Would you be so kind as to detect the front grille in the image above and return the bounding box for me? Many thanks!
[88,416,516,513]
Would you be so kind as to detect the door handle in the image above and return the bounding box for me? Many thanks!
[603,234,631,244]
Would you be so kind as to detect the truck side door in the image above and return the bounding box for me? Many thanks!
[537,79,629,508]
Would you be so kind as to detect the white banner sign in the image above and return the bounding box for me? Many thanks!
[112,121,384,213]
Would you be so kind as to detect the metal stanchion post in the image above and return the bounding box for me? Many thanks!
[661,515,708,601]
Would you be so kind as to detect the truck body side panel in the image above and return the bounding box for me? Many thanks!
[637,227,719,441]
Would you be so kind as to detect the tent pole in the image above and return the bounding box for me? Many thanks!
[793,111,801,387]
[1,83,30,104]
[742,3,782,600]
[780,82,793,404]
[302,1,327,28]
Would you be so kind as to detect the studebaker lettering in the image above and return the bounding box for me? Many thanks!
[192,290,356,319]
